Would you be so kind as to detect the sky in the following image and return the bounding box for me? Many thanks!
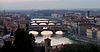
[0,0,100,10]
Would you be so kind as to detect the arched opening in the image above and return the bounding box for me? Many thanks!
[56,23,61,25]
[31,23,38,25]
[39,23,47,25]
[55,31,64,37]
[48,23,55,25]
[41,31,53,39]
[29,31,39,36]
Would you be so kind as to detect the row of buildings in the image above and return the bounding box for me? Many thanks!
[0,14,26,36]
[61,12,100,39]
[48,11,100,39]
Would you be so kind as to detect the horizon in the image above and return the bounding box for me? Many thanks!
[0,8,100,11]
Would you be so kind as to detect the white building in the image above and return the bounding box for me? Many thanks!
[51,13,63,18]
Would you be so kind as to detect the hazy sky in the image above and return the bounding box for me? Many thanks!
[0,0,100,10]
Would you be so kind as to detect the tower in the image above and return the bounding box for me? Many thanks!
[18,16,26,30]
[87,11,90,17]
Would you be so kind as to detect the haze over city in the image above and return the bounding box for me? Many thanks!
[0,0,100,10]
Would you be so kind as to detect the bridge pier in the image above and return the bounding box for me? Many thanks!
[38,30,42,36]
[52,30,56,37]
[62,30,68,37]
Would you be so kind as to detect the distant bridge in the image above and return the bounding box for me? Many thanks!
[29,18,72,36]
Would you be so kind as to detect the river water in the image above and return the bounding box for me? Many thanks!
[35,37,73,46]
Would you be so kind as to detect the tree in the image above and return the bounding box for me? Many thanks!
[14,28,35,52]
[3,26,9,35]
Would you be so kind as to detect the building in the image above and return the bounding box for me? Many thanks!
[0,17,4,36]
[18,16,26,30]
[51,13,63,19]
[3,17,12,33]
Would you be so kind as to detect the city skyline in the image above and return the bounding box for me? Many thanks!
[0,0,100,10]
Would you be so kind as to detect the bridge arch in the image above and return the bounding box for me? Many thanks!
[31,23,38,25]
[55,31,64,37]
[48,23,55,25]
[41,30,53,39]
[55,31,64,35]
[29,31,39,36]
[39,23,47,25]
